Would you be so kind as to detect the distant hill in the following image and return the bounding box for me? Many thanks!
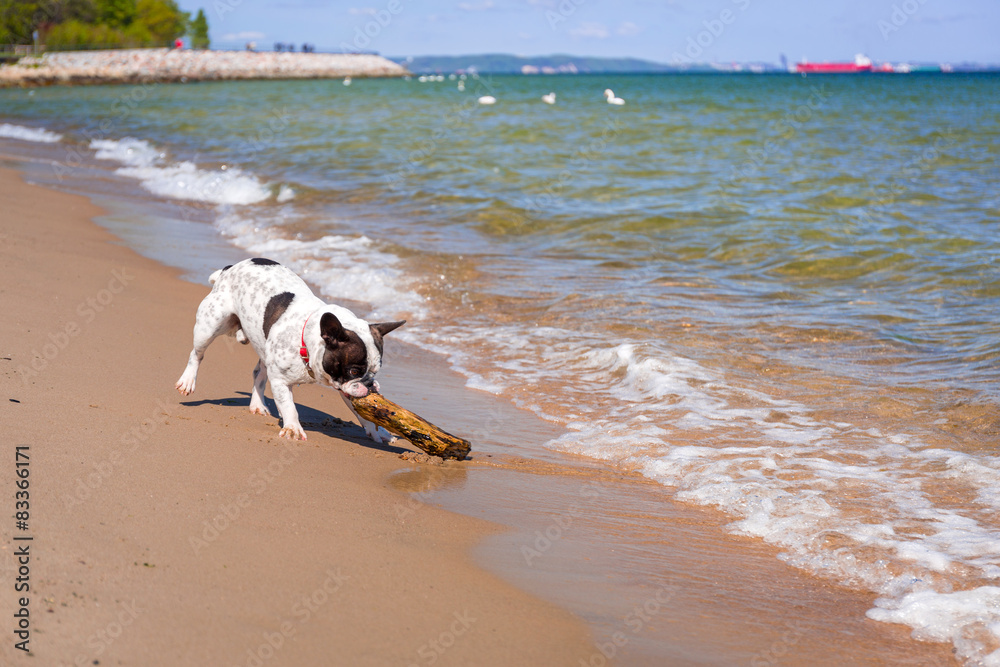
[390,53,683,75]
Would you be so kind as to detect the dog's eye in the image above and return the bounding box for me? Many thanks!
[348,367,364,379]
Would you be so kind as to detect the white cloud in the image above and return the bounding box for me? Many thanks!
[616,21,641,36]
[220,31,267,42]
[569,22,609,39]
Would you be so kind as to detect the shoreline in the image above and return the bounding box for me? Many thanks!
[0,135,964,665]
[0,48,408,87]
[0,166,596,665]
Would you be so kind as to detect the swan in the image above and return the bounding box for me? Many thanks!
[604,89,625,105]
[478,95,496,105]
[541,92,556,104]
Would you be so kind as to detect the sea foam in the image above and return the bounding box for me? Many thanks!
[0,122,62,143]
[213,210,426,319]
[90,138,271,205]
[399,322,1000,665]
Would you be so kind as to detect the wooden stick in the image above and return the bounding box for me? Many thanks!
[350,392,471,460]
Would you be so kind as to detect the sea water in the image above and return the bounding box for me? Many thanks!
[2,72,998,664]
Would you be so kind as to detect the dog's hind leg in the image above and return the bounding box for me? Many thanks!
[249,360,271,416]
[175,292,238,396]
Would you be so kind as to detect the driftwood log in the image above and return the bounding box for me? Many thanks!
[350,392,471,460]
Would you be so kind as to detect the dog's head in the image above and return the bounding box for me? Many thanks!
[318,311,404,397]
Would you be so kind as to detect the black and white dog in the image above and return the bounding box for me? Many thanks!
[175,258,404,442]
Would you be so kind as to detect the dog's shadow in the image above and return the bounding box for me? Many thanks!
[180,391,408,455]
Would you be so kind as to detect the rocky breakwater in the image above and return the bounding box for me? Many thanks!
[0,48,408,87]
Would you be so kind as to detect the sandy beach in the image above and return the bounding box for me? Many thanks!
[0,166,596,665]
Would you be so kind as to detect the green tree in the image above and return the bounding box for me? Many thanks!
[134,0,186,44]
[96,0,134,28]
[1,0,186,48]
[0,0,43,44]
[45,18,122,48]
[189,7,207,49]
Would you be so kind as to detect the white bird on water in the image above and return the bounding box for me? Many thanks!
[604,88,625,105]
[343,76,352,86]
[541,92,556,104]
[478,95,496,105]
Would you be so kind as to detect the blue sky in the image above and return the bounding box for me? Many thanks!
[177,0,1000,64]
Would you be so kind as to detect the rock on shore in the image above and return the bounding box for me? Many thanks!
[0,48,408,87]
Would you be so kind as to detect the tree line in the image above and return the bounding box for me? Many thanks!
[0,0,209,50]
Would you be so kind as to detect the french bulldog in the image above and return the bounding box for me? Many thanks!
[175,257,404,442]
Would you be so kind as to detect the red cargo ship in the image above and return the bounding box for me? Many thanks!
[796,54,872,73]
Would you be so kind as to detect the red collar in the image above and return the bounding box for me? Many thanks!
[300,314,311,365]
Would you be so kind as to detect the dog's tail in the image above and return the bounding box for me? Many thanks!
[209,263,235,286]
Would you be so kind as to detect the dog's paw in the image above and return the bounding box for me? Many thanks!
[362,424,394,445]
[249,404,271,417]
[279,425,307,440]
[175,376,196,395]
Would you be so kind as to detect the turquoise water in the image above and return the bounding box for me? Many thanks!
[3,72,999,662]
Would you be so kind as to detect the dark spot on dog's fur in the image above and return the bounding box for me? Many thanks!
[319,313,369,384]
[251,258,280,266]
[222,264,233,272]
[263,292,295,339]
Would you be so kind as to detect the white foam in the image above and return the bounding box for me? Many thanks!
[868,587,1000,665]
[91,137,161,167]
[276,185,296,202]
[396,323,1000,665]
[0,123,62,143]
[90,138,271,205]
[213,210,425,318]
[118,162,271,205]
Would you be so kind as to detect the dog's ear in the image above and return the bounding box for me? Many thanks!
[371,321,405,338]
[320,313,352,345]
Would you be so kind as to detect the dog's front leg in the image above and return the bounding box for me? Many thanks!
[339,393,393,444]
[271,380,307,440]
